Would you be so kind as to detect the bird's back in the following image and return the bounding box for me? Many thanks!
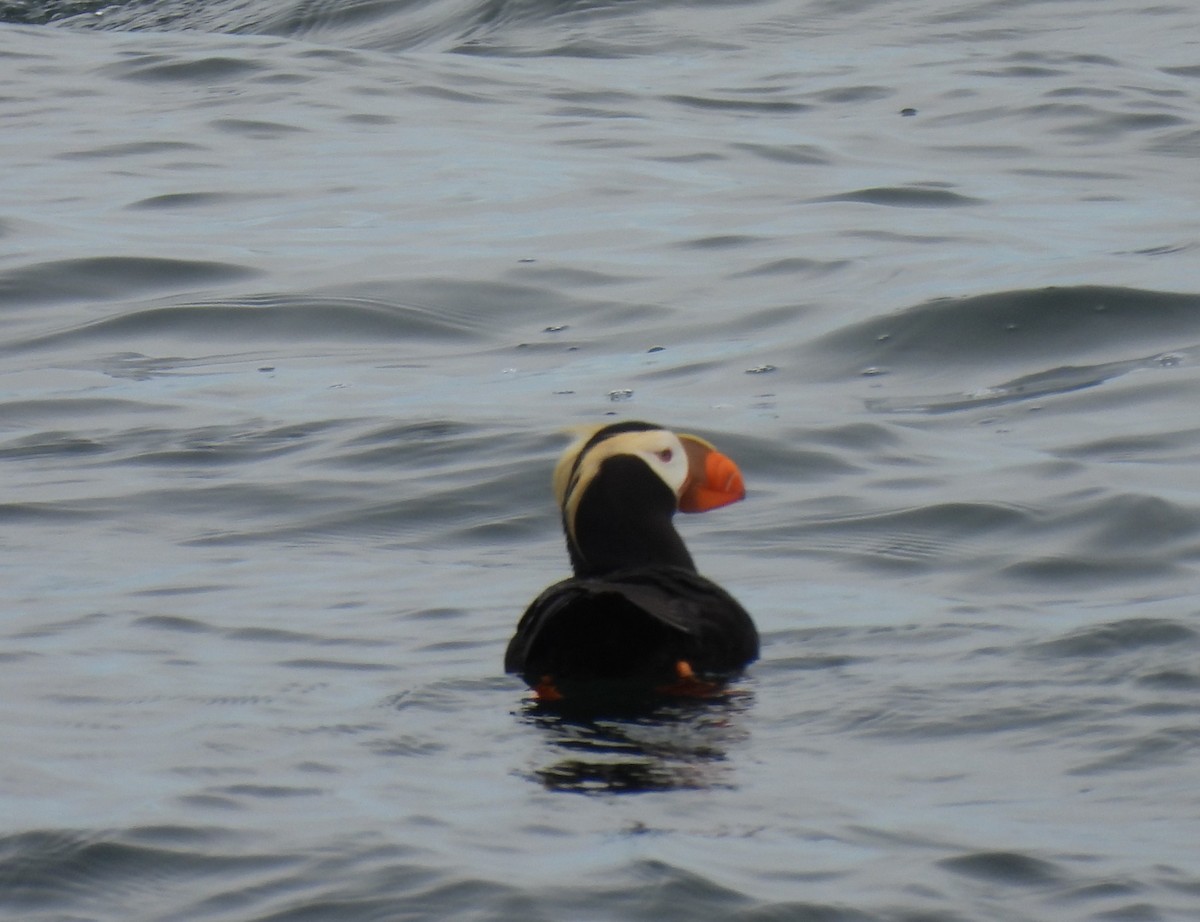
[504,565,758,686]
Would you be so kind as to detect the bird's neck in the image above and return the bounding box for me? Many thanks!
[566,457,696,578]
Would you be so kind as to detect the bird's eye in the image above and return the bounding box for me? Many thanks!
[656,448,673,463]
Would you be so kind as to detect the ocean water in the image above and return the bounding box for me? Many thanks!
[2,0,1199,919]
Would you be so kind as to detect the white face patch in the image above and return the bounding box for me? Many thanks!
[629,431,689,497]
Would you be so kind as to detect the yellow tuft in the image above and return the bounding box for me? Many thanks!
[551,424,606,509]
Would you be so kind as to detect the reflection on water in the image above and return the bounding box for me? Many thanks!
[521,691,754,794]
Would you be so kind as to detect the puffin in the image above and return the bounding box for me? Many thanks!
[504,420,759,701]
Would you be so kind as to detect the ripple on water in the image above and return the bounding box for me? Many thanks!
[817,185,986,208]
[1028,618,1198,660]
[0,828,295,916]
[938,849,1064,886]
[0,257,261,308]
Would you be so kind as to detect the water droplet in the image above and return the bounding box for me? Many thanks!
[543,324,568,333]
[607,388,634,402]
[745,364,776,375]
[861,366,887,377]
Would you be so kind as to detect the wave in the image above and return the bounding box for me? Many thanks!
[0,275,617,357]
[9,0,769,54]
[0,257,261,308]
[799,285,1200,413]
[0,827,293,916]
[805,286,1200,379]
[16,0,650,53]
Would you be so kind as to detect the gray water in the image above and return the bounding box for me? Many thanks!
[2,1,1199,919]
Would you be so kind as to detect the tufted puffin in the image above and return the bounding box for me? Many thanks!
[504,420,759,701]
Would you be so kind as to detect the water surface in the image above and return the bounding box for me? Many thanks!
[2,0,1199,919]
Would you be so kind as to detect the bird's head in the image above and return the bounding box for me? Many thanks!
[552,421,745,575]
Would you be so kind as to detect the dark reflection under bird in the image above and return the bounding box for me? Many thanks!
[521,690,754,794]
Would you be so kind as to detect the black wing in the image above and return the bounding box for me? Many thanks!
[504,566,758,683]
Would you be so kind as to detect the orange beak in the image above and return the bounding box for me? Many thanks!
[677,437,746,513]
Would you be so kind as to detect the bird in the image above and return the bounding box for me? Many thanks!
[504,420,758,701]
